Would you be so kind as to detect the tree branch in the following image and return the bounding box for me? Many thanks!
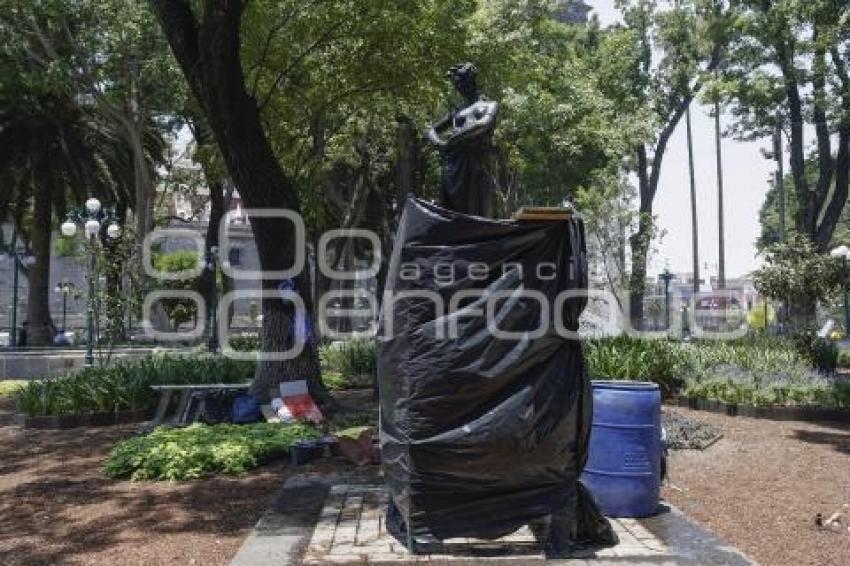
[256,19,347,111]
[775,35,811,236]
[811,28,833,208]
[818,47,850,249]
[147,0,203,101]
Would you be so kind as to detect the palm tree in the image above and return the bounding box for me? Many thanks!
[0,89,146,345]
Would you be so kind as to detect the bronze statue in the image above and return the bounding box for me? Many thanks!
[428,62,499,217]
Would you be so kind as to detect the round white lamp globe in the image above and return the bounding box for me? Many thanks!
[106,223,121,239]
[86,198,100,214]
[84,219,100,238]
[830,245,850,259]
[61,221,77,237]
[85,198,102,215]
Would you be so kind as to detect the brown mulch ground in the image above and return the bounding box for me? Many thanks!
[663,407,850,566]
[0,396,357,566]
[4,392,850,566]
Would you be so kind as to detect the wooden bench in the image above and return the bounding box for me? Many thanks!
[148,383,251,428]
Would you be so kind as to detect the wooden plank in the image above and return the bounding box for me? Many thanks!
[512,206,574,221]
[169,390,194,426]
[150,383,250,391]
[149,389,174,428]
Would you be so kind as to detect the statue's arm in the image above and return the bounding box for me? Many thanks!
[449,101,500,144]
[481,100,499,123]
[427,112,453,148]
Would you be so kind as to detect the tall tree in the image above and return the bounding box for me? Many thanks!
[148,0,476,399]
[469,1,645,211]
[609,0,725,326]
[723,0,850,252]
[2,0,178,343]
[2,0,182,250]
[0,6,149,345]
[147,0,325,400]
[722,0,850,322]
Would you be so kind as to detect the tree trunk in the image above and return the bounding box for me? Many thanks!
[200,180,224,304]
[26,174,54,346]
[125,64,156,255]
[149,0,328,405]
[628,213,652,328]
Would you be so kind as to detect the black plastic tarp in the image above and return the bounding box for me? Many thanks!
[378,198,615,549]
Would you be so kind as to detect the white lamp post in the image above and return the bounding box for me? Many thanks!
[61,197,122,365]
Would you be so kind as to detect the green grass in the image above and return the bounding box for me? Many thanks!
[104,422,320,481]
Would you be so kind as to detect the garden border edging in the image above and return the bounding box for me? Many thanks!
[674,396,850,423]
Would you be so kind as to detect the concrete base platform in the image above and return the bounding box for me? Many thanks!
[230,474,753,565]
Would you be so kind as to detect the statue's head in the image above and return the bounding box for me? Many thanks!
[447,62,479,101]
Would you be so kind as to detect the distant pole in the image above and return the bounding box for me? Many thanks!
[660,268,674,330]
[85,235,96,367]
[715,100,726,289]
[62,290,67,331]
[10,243,19,347]
[207,246,219,354]
[844,257,850,335]
[686,105,700,294]
[774,116,785,243]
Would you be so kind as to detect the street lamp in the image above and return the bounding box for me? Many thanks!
[830,245,850,334]
[1,221,36,347]
[60,198,121,366]
[206,246,219,353]
[659,268,675,331]
[54,281,76,332]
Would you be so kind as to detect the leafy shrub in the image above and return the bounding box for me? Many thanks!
[230,333,261,352]
[752,235,841,308]
[791,328,838,373]
[320,339,377,385]
[0,380,27,397]
[55,234,81,257]
[684,376,845,408]
[685,337,812,383]
[586,336,688,395]
[588,335,837,402]
[838,349,850,369]
[15,355,255,416]
[104,422,319,481]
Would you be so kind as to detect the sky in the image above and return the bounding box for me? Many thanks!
[590,0,777,279]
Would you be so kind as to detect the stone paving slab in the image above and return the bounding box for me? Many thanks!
[302,485,669,564]
[230,474,754,566]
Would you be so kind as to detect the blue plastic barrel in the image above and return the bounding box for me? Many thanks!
[581,380,661,518]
